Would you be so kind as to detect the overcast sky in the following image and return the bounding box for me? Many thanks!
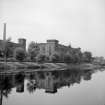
[0,0,105,57]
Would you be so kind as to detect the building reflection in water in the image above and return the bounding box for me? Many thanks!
[0,69,95,105]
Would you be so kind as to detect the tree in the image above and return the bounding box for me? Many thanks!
[82,51,92,63]
[73,52,82,63]
[64,52,73,63]
[28,41,39,61]
[70,48,82,63]
[50,53,60,63]
[36,54,47,63]
[1,37,13,58]
[14,47,26,61]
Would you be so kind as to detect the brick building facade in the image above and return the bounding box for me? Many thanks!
[36,39,81,58]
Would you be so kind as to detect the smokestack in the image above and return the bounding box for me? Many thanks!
[3,23,6,41]
[3,23,7,63]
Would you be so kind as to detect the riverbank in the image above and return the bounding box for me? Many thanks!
[0,62,104,73]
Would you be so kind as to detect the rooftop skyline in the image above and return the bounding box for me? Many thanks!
[0,0,105,57]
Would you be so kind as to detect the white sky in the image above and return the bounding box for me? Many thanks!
[0,0,105,57]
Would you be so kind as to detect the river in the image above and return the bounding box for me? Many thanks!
[0,69,105,105]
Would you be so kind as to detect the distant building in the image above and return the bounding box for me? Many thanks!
[36,39,81,58]
[0,38,81,58]
[93,57,105,65]
[0,38,26,57]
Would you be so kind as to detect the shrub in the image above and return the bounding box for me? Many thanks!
[82,51,92,63]
[64,54,71,63]
[50,53,60,63]
[36,54,47,63]
[14,47,26,61]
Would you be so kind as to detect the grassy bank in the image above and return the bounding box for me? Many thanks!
[0,61,104,73]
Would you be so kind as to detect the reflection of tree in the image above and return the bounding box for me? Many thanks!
[14,72,25,93]
[0,75,12,96]
[0,72,25,105]
[0,88,11,105]
[52,71,59,79]
[82,71,92,81]
[0,90,3,105]
[0,75,12,105]
[37,71,45,79]
[27,80,36,94]
[1,89,11,98]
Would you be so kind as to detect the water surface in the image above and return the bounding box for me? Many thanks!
[0,69,105,105]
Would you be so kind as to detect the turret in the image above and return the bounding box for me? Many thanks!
[47,39,59,44]
[18,38,26,51]
[46,39,59,56]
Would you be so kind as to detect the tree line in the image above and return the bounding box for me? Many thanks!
[0,40,92,63]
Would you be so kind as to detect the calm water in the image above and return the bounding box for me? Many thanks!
[0,69,105,105]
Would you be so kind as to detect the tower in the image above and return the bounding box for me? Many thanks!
[18,38,26,51]
[3,23,6,41]
[46,39,59,56]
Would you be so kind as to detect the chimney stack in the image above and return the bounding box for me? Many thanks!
[3,23,6,41]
